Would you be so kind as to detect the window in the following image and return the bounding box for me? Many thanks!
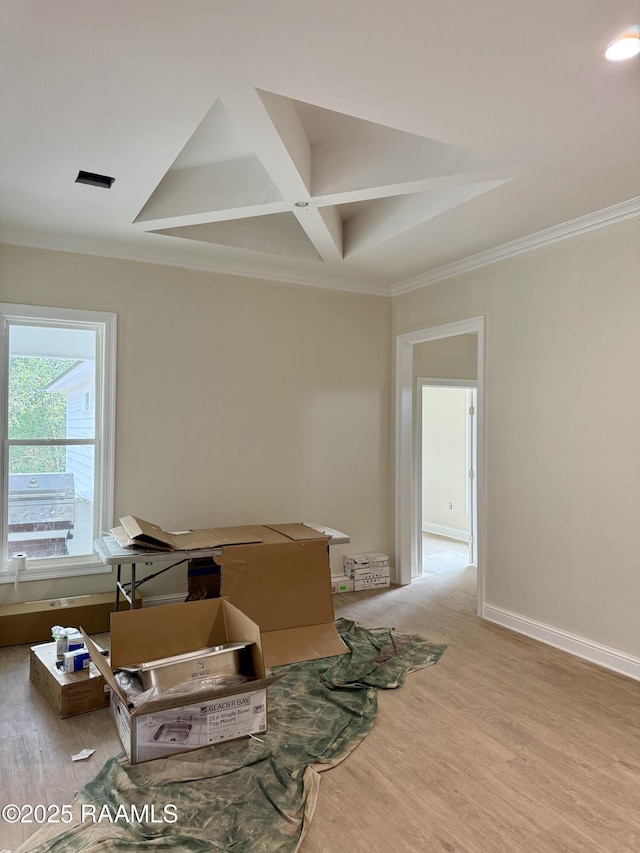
[1,304,116,582]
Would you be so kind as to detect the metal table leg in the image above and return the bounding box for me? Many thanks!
[115,562,121,611]
[130,562,136,609]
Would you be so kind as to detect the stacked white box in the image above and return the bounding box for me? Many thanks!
[343,554,372,572]
[330,575,355,594]
[343,552,391,589]
[343,552,390,570]
[350,566,390,579]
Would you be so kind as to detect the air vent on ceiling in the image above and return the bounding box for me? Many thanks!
[75,170,116,189]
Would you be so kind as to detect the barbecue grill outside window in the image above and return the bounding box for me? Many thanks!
[8,472,76,559]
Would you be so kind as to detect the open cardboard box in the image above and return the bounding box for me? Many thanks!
[113,517,349,667]
[215,524,348,666]
[82,598,277,763]
[29,642,110,718]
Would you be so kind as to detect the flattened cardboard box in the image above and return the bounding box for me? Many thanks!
[0,591,141,648]
[115,516,265,552]
[82,598,277,764]
[30,642,109,718]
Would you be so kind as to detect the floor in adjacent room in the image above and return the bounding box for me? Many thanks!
[421,532,470,575]
[3,566,640,852]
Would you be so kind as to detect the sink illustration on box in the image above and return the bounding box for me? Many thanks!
[153,721,193,743]
[135,712,209,760]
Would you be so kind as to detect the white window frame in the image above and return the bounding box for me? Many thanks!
[0,303,116,582]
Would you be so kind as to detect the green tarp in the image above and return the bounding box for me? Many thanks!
[15,618,449,853]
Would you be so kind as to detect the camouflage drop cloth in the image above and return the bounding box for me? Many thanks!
[14,618,449,853]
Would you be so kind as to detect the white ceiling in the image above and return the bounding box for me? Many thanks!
[1,0,639,296]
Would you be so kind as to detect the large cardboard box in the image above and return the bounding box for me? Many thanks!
[112,517,348,667]
[215,524,349,666]
[82,598,276,764]
[110,686,269,764]
[29,642,110,718]
[0,591,142,648]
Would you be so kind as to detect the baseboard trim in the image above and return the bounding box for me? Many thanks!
[422,523,469,542]
[141,592,186,608]
[483,604,640,682]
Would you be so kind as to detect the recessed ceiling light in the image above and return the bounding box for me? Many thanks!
[75,170,116,189]
[294,201,309,208]
[604,31,640,62]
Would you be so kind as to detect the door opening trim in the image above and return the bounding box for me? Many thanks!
[395,317,485,615]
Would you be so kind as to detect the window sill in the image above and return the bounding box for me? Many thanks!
[0,558,111,584]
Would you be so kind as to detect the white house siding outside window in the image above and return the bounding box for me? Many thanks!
[0,304,116,582]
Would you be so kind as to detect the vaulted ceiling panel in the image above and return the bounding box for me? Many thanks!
[154,211,322,260]
[343,180,512,255]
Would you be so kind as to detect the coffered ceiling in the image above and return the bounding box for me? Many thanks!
[1,1,639,295]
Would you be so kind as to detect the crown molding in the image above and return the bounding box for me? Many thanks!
[390,195,640,297]
[0,229,390,298]
[3,195,639,301]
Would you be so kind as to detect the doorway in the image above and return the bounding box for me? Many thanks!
[417,381,477,577]
[395,317,484,614]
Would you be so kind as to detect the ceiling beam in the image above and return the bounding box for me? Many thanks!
[311,167,517,208]
[294,204,343,261]
[221,85,343,259]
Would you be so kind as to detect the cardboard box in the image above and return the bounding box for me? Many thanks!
[82,598,276,764]
[0,591,141,648]
[113,516,265,552]
[110,686,268,763]
[109,517,348,667]
[349,566,391,580]
[365,551,390,567]
[372,566,391,577]
[344,552,389,574]
[353,577,391,591]
[330,575,354,594]
[214,524,348,666]
[29,642,110,718]
[343,554,371,571]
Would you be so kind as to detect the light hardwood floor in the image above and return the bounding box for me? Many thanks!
[3,567,640,852]
[422,532,470,574]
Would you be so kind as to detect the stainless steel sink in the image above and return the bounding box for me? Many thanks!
[121,642,252,692]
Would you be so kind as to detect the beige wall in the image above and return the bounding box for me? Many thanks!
[394,217,640,657]
[422,387,469,535]
[0,244,391,604]
[413,334,478,381]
